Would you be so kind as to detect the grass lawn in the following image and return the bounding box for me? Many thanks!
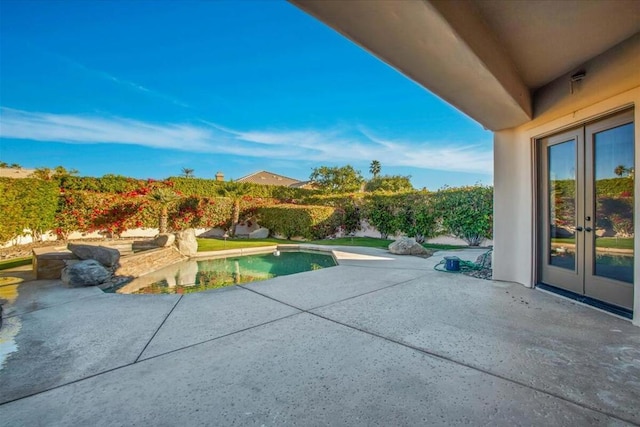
[0,257,32,271]
[197,236,468,252]
[422,243,470,250]
[552,237,633,250]
[595,237,634,250]
[197,238,286,252]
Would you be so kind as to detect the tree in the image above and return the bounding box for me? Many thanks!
[433,185,493,246]
[309,165,365,193]
[218,182,251,236]
[33,165,78,180]
[147,188,182,233]
[363,194,403,239]
[365,175,414,192]
[369,160,381,178]
[397,193,438,243]
[52,166,79,179]
[614,164,634,178]
[182,167,195,178]
[32,167,52,180]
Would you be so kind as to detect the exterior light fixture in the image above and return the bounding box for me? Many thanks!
[570,70,586,94]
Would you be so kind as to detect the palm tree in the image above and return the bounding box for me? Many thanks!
[147,188,182,233]
[369,160,381,178]
[614,164,628,177]
[181,167,195,178]
[219,182,250,237]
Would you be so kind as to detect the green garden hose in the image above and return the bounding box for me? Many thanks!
[433,249,492,273]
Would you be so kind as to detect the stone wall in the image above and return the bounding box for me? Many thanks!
[116,247,185,279]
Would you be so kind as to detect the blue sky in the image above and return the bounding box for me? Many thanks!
[0,0,493,189]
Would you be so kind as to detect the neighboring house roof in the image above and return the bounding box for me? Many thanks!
[0,168,34,179]
[236,170,308,187]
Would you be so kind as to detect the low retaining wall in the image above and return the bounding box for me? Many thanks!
[32,246,77,280]
[32,241,184,280]
[116,247,185,279]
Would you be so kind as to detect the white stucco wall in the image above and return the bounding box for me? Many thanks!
[494,86,640,325]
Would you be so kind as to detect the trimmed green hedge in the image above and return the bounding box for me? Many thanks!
[257,204,344,240]
[0,178,58,242]
[168,177,318,199]
[1,172,498,247]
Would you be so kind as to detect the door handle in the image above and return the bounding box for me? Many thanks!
[584,227,593,232]
[576,226,584,232]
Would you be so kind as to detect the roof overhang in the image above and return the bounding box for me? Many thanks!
[291,0,531,131]
[291,0,640,131]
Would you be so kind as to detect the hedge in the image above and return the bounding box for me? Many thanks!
[257,204,344,240]
[2,174,499,246]
[0,178,58,242]
[168,177,318,199]
[432,185,493,246]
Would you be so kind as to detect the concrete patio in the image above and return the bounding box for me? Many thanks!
[1,246,638,426]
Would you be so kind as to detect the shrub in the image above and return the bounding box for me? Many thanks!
[257,204,344,240]
[300,194,363,235]
[362,194,406,239]
[0,178,58,243]
[396,192,439,243]
[168,177,317,199]
[433,185,493,246]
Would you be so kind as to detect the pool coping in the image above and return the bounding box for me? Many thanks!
[192,244,338,260]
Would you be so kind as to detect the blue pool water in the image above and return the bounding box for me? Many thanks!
[108,250,337,294]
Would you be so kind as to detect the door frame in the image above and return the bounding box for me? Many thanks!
[535,108,635,311]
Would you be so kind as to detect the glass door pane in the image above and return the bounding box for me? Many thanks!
[593,123,634,283]
[548,140,577,270]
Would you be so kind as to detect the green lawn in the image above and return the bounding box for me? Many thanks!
[0,256,32,271]
[422,243,470,250]
[197,238,286,252]
[197,236,468,252]
[552,237,633,250]
[309,237,394,248]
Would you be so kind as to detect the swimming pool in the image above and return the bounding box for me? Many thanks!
[107,250,337,294]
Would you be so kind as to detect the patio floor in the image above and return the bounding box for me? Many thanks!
[1,246,638,426]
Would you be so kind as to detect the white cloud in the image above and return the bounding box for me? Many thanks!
[0,108,492,175]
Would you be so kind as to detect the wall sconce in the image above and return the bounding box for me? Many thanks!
[570,70,586,94]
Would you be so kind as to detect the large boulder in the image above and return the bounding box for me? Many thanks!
[388,237,429,255]
[67,243,120,267]
[175,228,198,256]
[61,260,112,288]
[153,233,175,247]
[249,227,269,239]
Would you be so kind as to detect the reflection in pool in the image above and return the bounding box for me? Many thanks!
[107,250,337,294]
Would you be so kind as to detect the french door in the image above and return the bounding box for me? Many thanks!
[539,110,635,310]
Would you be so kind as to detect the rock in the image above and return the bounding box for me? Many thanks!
[175,228,198,256]
[249,227,270,239]
[67,243,120,267]
[61,259,112,288]
[388,237,429,255]
[153,233,175,247]
[475,251,493,269]
[33,248,79,280]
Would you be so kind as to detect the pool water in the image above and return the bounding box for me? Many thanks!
[108,250,337,294]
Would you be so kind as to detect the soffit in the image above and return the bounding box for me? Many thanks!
[291,0,640,130]
[471,0,640,89]
[292,0,532,130]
